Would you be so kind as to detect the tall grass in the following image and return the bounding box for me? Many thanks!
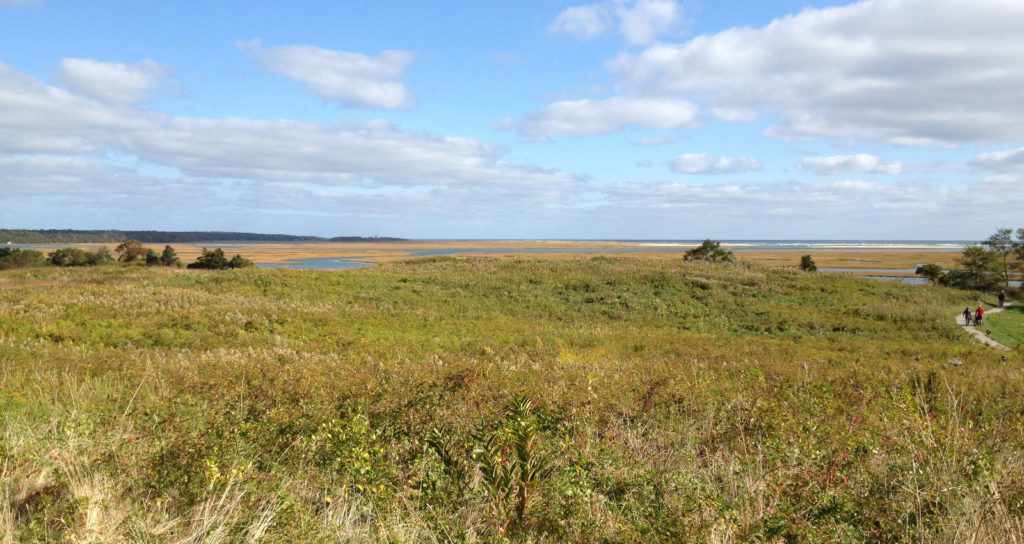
[1,258,1021,542]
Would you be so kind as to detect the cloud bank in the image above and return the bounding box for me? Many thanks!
[540,0,1024,145]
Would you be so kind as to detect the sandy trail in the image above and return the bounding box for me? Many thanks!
[956,301,1016,349]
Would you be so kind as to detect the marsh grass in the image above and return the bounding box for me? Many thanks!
[1,258,1022,542]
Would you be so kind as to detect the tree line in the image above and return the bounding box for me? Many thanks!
[0,241,254,271]
[915,227,1024,291]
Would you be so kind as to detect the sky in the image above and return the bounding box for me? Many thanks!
[1,0,1023,240]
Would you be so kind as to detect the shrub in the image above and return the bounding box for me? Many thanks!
[0,247,47,269]
[684,239,733,263]
[800,254,818,272]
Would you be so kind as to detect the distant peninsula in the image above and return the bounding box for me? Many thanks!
[0,229,403,244]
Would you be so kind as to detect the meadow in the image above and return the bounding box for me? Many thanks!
[1,257,1022,542]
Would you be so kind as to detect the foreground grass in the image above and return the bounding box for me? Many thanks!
[1,258,1022,542]
[985,303,1024,350]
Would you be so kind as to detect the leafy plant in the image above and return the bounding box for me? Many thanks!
[470,396,552,534]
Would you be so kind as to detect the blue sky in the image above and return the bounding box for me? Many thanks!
[1,0,1022,240]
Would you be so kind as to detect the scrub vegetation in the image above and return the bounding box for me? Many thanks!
[1,258,1022,542]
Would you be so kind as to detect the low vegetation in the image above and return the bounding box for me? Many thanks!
[1,258,1021,542]
[0,242,251,271]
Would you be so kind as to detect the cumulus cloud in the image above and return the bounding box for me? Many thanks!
[549,0,682,45]
[799,154,904,175]
[0,62,156,154]
[519,97,698,136]
[56,58,167,104]
[606,0,1024,145]
[615,0,682,46]
[670,153,762,175]
[549,4,611,41]
[240,40,416,110]
[969,147,1024,173]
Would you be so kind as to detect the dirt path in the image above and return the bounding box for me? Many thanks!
[956,301,1016,350]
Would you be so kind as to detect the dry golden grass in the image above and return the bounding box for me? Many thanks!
[60,242,968,275]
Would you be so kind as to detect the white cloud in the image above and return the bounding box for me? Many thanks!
[549,0,683,45]
[593,174,1024,239]
[0,62,579,194]
[56,58,167,104]
[240,40,416,110]
[615,0,681,46]
[969,147,1024,173]
[549,4,610,41]
[670,153,762,175]
[799,154,904,175]
[606,0,1024,145]
[519,97,698,136]
[0,62,156,154]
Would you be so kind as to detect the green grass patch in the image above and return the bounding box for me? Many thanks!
[986,303,1024,349]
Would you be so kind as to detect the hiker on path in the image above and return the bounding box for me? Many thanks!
[999,290,1006,307]
[975,306,984,326]
[963,307,973,326]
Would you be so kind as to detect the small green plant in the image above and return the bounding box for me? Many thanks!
[425,426,469,499]
[470,396,552,535]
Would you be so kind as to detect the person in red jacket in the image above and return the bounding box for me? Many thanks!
[975,306,984,325]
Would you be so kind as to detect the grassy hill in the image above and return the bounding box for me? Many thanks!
[1,258,1020,542]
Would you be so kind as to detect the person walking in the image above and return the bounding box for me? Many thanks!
[975,306,985,326]
[999,290,1006,308]
[963,307,973,326]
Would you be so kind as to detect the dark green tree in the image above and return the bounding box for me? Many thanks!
[227,254,255,269]
[187,248,228,269]
[1015,228,1024,271]
[145,249,160,266]
[159,245,181,267]
[684,239,733,263]
[799,254,817,272]
[948,245,1000,291]
[915,263,944,284]
[983,228,1014,286]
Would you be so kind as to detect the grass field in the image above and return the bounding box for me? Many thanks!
[1,258,1022,542]
[986,303,1024,350]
